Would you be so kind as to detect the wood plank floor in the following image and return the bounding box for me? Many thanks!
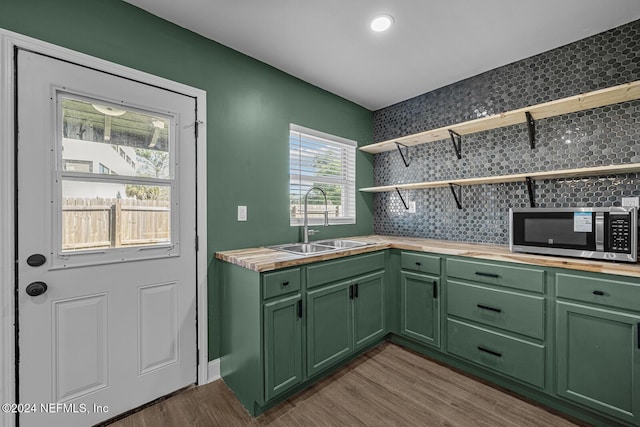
[108,343,583,427]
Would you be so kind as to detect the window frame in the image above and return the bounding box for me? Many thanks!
[289,124,357,226]
[52,91,180,268]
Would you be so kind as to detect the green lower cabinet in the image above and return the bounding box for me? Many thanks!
[306,280,353,377]
[400,271,440,348]
[556,301,640,425]
[223,250,639,425]
[306,270,386,377]
[447,280,545,340]
[263,293,303,401]
[447,318,545,389]
[353,271,385,350]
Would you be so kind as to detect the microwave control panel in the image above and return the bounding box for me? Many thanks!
[608,214,631,253]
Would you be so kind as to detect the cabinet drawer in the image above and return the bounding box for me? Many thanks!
[447,258,545,293]
[556,273,640,312]
[448,280,545,340]
[447,319,545,389]
[262,268,301,299]
[401,252,440,275]
[306,252,385,289]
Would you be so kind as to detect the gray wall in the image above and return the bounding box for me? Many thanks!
[372,20,640,244]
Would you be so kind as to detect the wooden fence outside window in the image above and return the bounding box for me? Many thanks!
[62,197,170,251]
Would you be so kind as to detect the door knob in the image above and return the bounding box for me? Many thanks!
[26,282,47,297]
[26,254,46,267]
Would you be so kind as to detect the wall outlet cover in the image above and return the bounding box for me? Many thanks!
[408,201,416,213]
[622,197,639,208]
[237,205,247,221]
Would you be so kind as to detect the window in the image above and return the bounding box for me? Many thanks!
[63,159,93,173]
[98,163,110,174]
[289,124,356,226]
[60,96,173,252]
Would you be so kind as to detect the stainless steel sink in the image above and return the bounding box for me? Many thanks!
[270,239,370,256]
[271,243,336,255]
[316,239,369,249]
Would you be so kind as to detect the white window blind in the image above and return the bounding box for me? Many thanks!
[289,124,356,226]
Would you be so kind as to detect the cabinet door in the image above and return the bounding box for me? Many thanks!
[400,271,440,348]
[306,281,353,377]
[264,294,303,401]
[353,271,385,350]
[557,301,640,424]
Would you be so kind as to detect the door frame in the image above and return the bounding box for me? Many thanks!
[0,28,208,427]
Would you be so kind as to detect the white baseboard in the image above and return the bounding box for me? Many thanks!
[207,358,221,383]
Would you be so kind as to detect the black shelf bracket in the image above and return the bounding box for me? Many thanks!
[525,112,536,149]
[448,183,462,209]
[449,130,462,159]
[395,142,411,167]
[395,187,410,210]
[525,177,536,207]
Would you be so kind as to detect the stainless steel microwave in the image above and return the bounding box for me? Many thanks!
[509,207,638,262]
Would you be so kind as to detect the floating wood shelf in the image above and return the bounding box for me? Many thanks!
[360,80,640,154]
[359,163,640,193]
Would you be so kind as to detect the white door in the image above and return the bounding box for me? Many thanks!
[16,49,198,426]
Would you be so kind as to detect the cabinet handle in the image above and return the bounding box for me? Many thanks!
[475,272,500,278]
[415,262,422,266]
[477,304,502,313]
[433,281,438,299]
[354,283,359,298]
[297,300,302,318]
[637,323,640,350]
[592,290,605,296]
[349,285,354,300]
[282,281,290,287]
[477,346,502,358]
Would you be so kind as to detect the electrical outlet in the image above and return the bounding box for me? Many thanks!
[622,197,639,208]
[408,201,416,213]
[237,205,247,221]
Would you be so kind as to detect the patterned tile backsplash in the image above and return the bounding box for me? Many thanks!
[372,20,640,245]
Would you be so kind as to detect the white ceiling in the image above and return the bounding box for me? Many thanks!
[123,0,640,110]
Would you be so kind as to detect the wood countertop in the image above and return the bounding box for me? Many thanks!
[215,235,640,278]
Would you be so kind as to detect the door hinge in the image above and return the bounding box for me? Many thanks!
[195,235,199,251]
[194,120,204,140]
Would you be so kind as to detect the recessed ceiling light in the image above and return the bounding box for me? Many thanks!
[370,14,394,32]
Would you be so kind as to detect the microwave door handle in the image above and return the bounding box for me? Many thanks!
[595,213,604,251]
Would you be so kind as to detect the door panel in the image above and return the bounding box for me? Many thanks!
[400,271,440,347]
[53,294,108,401]
[306,281,353,377]
[139,282,179,374]
[556,302,640,424]
[353,271,385,350]
[264,294,303,401]
[17,49,198,426]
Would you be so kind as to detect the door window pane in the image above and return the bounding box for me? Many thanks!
[61,98,171,179]
[63,159,93,173]
[61,180,171,252]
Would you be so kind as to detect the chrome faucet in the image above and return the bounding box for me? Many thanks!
[303,187,329,244]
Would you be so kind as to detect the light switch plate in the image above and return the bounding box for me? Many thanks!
[237,205,247,221]
[622,197,639,208]
[408,201,416,213]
